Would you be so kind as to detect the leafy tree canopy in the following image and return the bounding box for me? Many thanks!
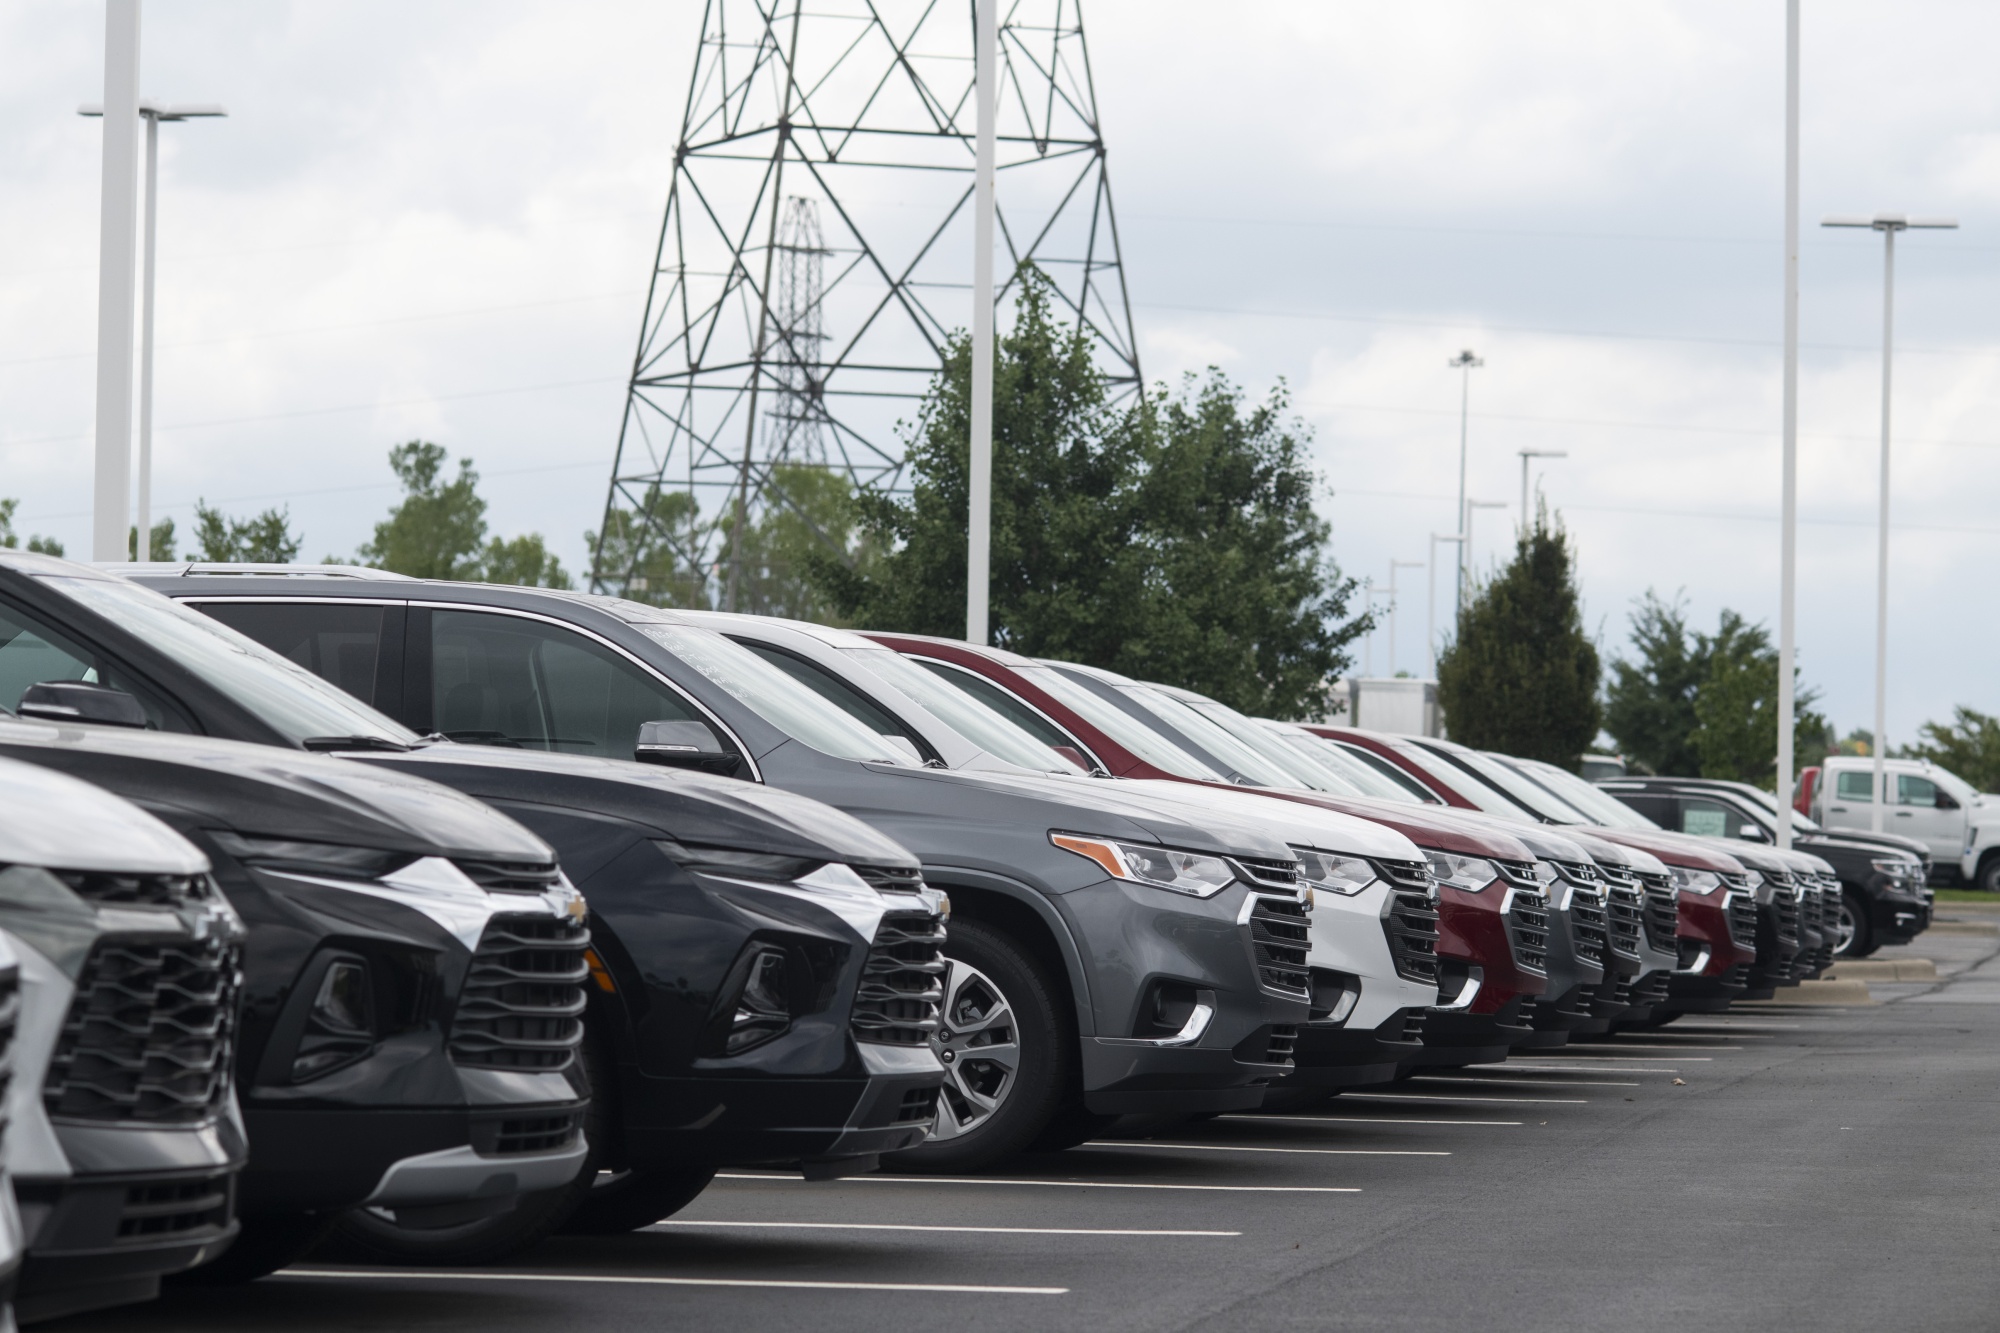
[1901,706,2000,792]
[128,516,178,562]
[804,270,1365,717]
[356,441,570,588]
[1435,511,1600,768]
[189,502,301,563]
[0,499,64,556]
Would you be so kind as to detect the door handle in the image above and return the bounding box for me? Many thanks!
[1895,811,1913,817]
[1829,806,1846,812]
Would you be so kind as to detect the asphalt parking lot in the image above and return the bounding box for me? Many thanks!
[58,916,2000,1333]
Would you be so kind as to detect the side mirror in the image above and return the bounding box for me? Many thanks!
[1937,792,1960,810]
[1739,823,1770,843]
[634,719,743,778]
[16,681,148,729]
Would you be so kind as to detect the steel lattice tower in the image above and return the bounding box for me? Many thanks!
[589,0,1140,603]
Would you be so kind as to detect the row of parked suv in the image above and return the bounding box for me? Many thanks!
[0,551,1931,1321]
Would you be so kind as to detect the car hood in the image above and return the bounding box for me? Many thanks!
[1221,789,1538,861]
[354,743,920,869]
[1422,808,1594,863]
[0,752,208,875]
[1572,826,1750,875]
[1800,828,1929,861]
[0,717,552,863]
[1101,778,1423,863]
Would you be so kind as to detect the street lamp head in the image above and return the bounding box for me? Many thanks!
[1822,213,1957,232]
[1448,350,1484,370]
[1518,449,1568,461]
[78,100,229,120]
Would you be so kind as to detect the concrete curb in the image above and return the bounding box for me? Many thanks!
[1926,921,2000,936]
[1824,959,1938,982]
[1743,979,1874,1006]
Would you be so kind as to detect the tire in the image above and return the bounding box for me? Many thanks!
[319,1025,607,1266]
[168,1213,336,1285]
[1836,890,1877,958]
[558,1163,718,1236]
[886,919,1072,1173]
[1977,856,2000,895]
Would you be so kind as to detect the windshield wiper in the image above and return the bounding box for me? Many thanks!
[301,735,413,753]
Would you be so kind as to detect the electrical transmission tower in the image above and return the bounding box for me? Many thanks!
[589,0,1140,606]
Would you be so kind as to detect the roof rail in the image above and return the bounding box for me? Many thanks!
[95,561,413,581]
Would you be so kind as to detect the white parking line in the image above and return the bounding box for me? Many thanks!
[1480,1064,1681,1074]
[1412,1076,1638,1089]
[1573,1043,1748,1051]
[1531,1053,1713,1061]
[652,1221,1241,1237]
[1093,1140,1449,1157]
[1222,1115,1523,1127]
[279,1270,1067,1296]
[1342,1093,1586,1105]
[716,1173,1359,1193]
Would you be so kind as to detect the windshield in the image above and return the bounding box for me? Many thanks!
[1011,665,1227,780]
[1731,785,1822,831]
[1278,730,1426,803]
[636,622,913,765]
[1111,684,1310,788]
[1505,756,1659,829]
[844,648,1083,774]
[50,575,418,746]
[1178,699,1369,797]
[1384,741,1535,821]
[1423,743,1595,823]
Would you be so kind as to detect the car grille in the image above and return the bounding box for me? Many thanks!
[1236,856,1303,890]
[1373,857,1434,894]
[851,907,946,1045]
[1247,894,1311,997]
[115,1174,232,1243]
[1641,878,1679,951]
[1719,871,1755,893]
[52,870,218,906]
[855,865,927,894]
[1569,891,1609,967]
[0,949,16,1159]
[1506,887,1551,973]
[1376,866,1441,984]
[1595,862,1639,891]
[1630,971,1671,1008]
[1726,895,1759,949]
[44,937,241,1123]
[448,913,589,1072]
[1266,1024,1298,1064]
[1493,859,1541,886]
[1549,860,1600,887]
[1606,885,1645,960]
[454,859,562,894]
[1399,1010,1426,1043]
[1770,889,1801,951]
[1599,975,1633,1007]
[471,1111,584,1156]
[1721,963,1751,988]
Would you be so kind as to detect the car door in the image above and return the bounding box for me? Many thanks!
[1891,771,1960,861]
[191,597,407,717]
[1822,768,1876,831]
[1674,796,1770,845]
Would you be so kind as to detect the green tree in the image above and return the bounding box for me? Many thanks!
[358,442,487,578]
[807,269,1365,716]
[1435,510,1600,768]
[587,485,711,608]
[1901,706,2000,792]
[356,441,569,587]
[724,464,877,621]
[128,516,178,561]
[1603,592,1704,775]
[0,499,65,556]
[1690,611,1825,786]
[188,502,301,563]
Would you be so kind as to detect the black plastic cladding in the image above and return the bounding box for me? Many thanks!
[447,914,590,1073]
[45,935,242,1123]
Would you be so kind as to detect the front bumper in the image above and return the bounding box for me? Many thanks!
[1278,1008,1426,1088]
[1872,889,1933,943]
[1404,996,1533,1070]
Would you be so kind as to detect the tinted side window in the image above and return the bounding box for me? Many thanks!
[432,609,701,757]
[199,601,386,706]
[0,601,191,731]
[734,640,929,757]
[1834,770,1874,802]
[1611,793,1674,826]
[1679,799,1733,839]
[917,660,1081,751]
[1896,774,1939,807]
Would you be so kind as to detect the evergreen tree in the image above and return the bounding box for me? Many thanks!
[1435,509,1600,768]
[1603,591,1704,775]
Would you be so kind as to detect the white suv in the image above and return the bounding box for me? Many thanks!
[1809,756,2000,889]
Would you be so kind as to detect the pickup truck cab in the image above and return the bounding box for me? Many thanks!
[1803,757,2000,890]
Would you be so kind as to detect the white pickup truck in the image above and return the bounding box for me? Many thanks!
[1804,755,2000,890]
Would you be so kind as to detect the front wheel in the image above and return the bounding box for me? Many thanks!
[887,920,1072,1172]
[1976,857,2000,895]
[1836,890,1877,958]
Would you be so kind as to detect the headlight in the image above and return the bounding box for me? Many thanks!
[1293,849,1378,897]
[1670,868,1723,896]
[1051,833,1237,898]
[1872,857,1920,880]
[209,830,413,881]
[1426,852,1499,892]
[660,841,822,882]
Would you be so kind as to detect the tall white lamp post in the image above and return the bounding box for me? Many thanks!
[1447,350,1483,610]
[1821,212,1957,831]
[1427,532,1462,678]
[965,0,997,643]
[1517,449,1566,529]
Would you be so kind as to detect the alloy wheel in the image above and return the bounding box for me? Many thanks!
[926,957,1020,1141]
[1835,899,1858,955]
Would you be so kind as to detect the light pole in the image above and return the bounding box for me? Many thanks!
[81,97,226,561]
[1448,349,1483,609]
[1822,213,1956,832]
[1462,500,1506,606]
[1775,0,1800,850]
[965,0,997,644]
[89,0,141,563]
[1517,449,1566,530]
[1387,559,1423,675]
[1428,532,1463,677]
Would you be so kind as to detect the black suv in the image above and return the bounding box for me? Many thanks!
[1598,777,1933,957]
[0,553,946,1263]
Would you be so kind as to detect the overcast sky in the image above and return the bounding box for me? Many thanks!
[4,1,1999,751]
